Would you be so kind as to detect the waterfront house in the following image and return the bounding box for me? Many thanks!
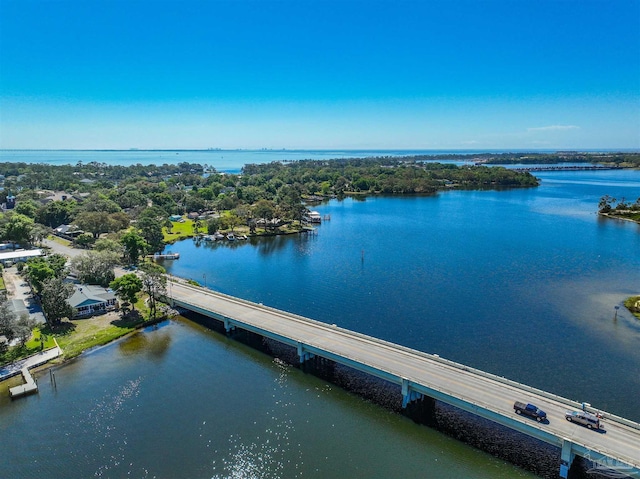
[256,218,285,228]
[307,211,322,223]
[67,284,118,318]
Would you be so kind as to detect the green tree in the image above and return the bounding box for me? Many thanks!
[149,192,176,212]
[26,254,67,294]
[13,314,37,346]
[29,224,50,246]
[121,230,149,266]
[75,232,96,248]
[139,262,166,320]
[41,277,75,325]
[70,250,119,287]
[252,199,276,232]
[164,218,173,234]
[110,274,143,311]
[206,217,221,234]
[14,199,40,219]
[43,253,68,278]
[0,301,17,345]
[114,189,147,209]
[79,192,121,214]
[192,218,203,235]
[94,238,124,255]
[74,211,113,239]
[599,195,615,213]
[184,194,206,213]
[226,211,241,232]
[137,216,164,253]
[108,211,132,233]
[36,200,77,228]
[0,212,35,248]
[26,261,55,294]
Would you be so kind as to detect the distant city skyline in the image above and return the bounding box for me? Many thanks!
[1,0,639,150]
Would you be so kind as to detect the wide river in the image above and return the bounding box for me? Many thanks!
[1,156,639,478]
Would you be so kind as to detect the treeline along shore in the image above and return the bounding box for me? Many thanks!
[1,152,637,253]
[0,154,543,249]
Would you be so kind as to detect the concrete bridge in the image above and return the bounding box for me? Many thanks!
[166,278,640,478]
[511,165,622,172]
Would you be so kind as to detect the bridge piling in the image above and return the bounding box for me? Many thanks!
[223,318,235,334]
[401,378,423,408]
[560,439,575,478]
[297,342,314,364]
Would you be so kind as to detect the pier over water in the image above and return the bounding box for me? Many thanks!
[167,279,640,479]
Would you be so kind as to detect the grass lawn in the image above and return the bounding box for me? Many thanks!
[164,218,195,243]
[51,311,145,359]
[51,297,151,359]
[161,215,308,244]
[48,235,72,246]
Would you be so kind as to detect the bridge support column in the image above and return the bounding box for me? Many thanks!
[297,342,314,364]
[559,439,575,479]
[401,378,423,408]
[223,318,235,334]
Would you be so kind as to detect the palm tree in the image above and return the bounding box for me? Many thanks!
[192,218,203,235]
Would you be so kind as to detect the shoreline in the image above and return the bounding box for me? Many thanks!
[598,211,640,224]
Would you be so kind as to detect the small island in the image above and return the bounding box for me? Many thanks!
[597,195,640,224]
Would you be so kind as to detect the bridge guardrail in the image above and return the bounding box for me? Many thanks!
[168,278,640,433]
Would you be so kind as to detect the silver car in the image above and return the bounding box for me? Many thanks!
[565,410,601,430]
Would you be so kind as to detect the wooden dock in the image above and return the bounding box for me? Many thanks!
[9,368,38,398]
[1,346,62,399]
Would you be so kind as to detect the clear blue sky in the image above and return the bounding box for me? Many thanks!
[1,0,639,150]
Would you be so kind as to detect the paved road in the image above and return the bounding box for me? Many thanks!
[42,238,82,258]
[168,280,640,474]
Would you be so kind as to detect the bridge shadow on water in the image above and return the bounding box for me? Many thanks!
[181,310,616,479]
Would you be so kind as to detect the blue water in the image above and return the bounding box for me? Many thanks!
[163,168,640,420]
[0,321,538,479]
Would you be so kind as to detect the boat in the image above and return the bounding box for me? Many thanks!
[236,234,248,240]
[227,233,236,241]
[153,252,180,260]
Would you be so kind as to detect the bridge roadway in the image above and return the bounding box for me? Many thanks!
[167,279,640,478]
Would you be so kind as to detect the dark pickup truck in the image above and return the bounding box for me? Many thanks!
[514,401,547,422]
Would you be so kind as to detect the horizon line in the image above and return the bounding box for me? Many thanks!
[1,148,639,153]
